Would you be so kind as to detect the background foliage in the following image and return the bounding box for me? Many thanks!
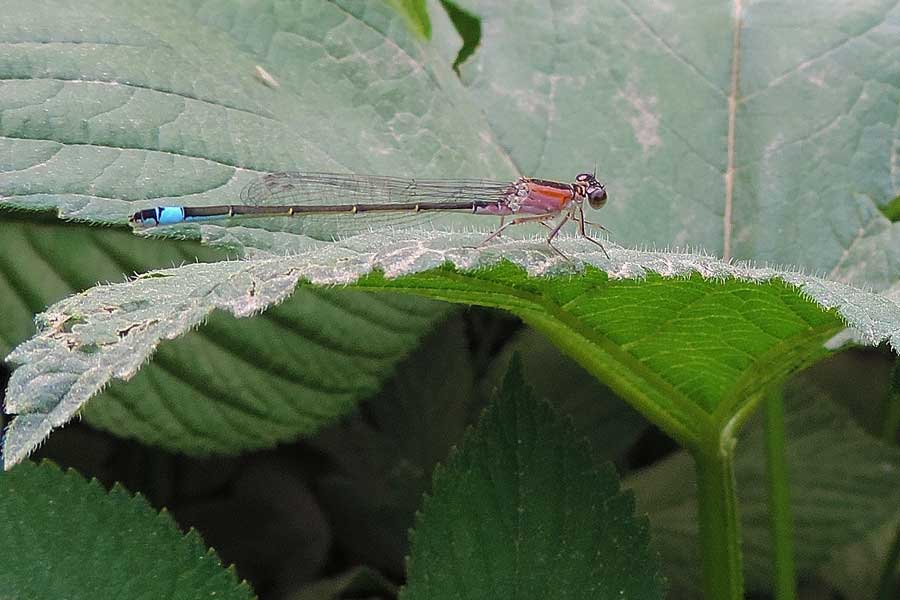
[1,0,899,598]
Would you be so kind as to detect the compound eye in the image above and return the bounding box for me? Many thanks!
[575,173,592,182]
[587,186,607,209]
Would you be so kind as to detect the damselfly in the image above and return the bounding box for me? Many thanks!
[129,171,610,257]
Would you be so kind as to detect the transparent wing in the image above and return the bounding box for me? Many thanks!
[242,172,513,205]
[236,172,515,237]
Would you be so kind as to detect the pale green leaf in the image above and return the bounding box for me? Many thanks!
[0,0,514,227]
[0,218,228,357]
[454,0,900,288]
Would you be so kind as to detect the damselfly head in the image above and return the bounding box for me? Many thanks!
[587,184,607,209]
[575,173,607,209]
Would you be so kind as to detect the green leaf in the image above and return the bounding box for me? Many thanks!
[400,355,665,599]
[4,0,897,287]
[0,218,451,459]
[0,460,254,600]
[437,0,480,71]
[880,196,900,222]
[627,380,900,595]
[388,0,431,38]
[8,234,900,469]
[478,327,648,462]
[0,218,229,357]
[83,287,450,456]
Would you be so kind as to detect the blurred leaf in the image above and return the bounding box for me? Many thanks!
[818,517,900,600]
[437,0,480,71]
[886,356,900,441]
[388,0,431,38]
[401,356,665,599]
[627,378,900,595]
[290,566,398,600]
[172,455,331,590]
[879,196,900,222]
[876,522,900,600]
[311,315,473,574]
[793,349,895,439]
[0,460,253,600]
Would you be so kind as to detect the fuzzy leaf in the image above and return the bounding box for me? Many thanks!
[5,231,898,472]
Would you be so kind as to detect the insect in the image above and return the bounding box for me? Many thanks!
[129,171,610,257]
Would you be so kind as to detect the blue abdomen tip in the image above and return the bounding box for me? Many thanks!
[156,207,186,226]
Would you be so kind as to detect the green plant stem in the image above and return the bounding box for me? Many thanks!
[693,440,743,600]
[764,388,797,600]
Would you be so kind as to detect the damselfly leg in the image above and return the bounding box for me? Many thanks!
[576,206,610,258]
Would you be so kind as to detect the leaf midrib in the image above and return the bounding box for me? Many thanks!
[723,0,743,261]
